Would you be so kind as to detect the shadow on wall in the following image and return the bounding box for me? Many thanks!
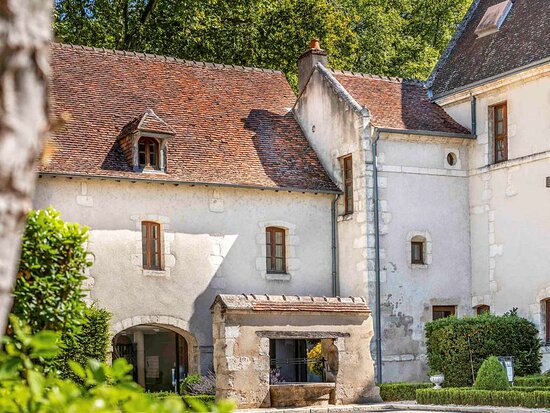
[243,109,332,189]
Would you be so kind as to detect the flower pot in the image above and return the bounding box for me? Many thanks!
[430,374,444,389]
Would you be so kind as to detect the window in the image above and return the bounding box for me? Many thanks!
[266,227,286,273]
[343,155,353,214]
[545,300,550,344]
[142,221,162,270]
[476,305,490,315]
[432,306,456,320]
[138,137,160,169]
[411,241,424,264]
[492,102,507,163]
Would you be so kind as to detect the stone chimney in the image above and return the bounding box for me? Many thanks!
[298,38,328,94]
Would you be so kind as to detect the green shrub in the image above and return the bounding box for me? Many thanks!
[0,317,233,413]
[515,375,550,387]
[379,382,432,401]
[184,395,216,407]
[425,313,541,387]
[474,356,510,390]
[55,306,112,380]
[181,374,202,394]
[416,388,550,408]
[512,386,550,392]
[12,208,90,338]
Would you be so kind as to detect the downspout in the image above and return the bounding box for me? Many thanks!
[331,194,340,296]
[372,129,383,384]
[470,94,477,135]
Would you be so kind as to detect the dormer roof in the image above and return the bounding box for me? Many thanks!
[120,109,176,137]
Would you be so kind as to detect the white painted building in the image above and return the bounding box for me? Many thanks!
[36,0,549,388]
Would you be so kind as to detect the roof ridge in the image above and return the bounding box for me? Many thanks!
[52,42,284,75]
[328,68,425,86]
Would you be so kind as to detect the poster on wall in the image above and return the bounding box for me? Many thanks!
[146,356,160,378]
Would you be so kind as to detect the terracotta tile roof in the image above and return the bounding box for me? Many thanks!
[430,0,550,97]
[212,294,371,313]
[120,109,176,137]
[331,71,471,135]
[43,44,338,193]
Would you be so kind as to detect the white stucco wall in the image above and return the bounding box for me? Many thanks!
[440,67,550,371]
[376,135,472,381]
[294,67,473,382]
[33,177,334,372]
[294,68,370,298]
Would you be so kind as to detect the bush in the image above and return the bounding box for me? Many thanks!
[184,395,216,407]
[11,208,91,338]
[379,382,432,401]
[55,306,112,380]
[474,356,510,390]
[515,375,550,387]
[425,313,541,387]
[0,317,233,413]
[181,374,202,394]
[416,388,550,408]
[185,371,216,395]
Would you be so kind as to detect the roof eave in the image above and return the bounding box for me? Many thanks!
[38,171,341,195]
[376,127,475,140]
[432,56,550,102]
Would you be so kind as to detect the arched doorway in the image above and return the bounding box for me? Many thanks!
[113,324,192,393]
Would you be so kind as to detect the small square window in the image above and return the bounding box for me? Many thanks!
[411,241,424,264]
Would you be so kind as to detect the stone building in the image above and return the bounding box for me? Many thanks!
[34,0,549,395]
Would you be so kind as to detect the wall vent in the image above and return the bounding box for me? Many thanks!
[475,0,513,38]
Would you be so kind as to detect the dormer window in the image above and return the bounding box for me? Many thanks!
[118,109,175,174]
[475,0,513,38]
[138,137,160,169]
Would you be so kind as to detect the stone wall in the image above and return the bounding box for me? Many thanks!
[211,295,379,408]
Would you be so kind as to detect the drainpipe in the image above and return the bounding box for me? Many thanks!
[470,94,477,135]
[372,130,383,384]
[331,194,340,296]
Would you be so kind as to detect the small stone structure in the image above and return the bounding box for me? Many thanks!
[211,294,379,408]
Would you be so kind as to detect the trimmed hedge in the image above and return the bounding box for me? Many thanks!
[425,313,541,387]
[150,392,215,407]
[473,356,509,390]
[515,375,550,387]
[184,395,216,407]
[379,382,432,401]
[416,388,550,409]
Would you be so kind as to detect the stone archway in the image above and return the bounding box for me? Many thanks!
[111,315,200,380]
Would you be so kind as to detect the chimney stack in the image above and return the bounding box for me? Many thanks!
[298,38,328,94]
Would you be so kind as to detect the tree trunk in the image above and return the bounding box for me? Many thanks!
[0,0,51,337]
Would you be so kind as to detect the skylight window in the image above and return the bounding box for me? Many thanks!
[475,0,513,38]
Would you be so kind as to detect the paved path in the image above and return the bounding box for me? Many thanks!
[237,403,548,413]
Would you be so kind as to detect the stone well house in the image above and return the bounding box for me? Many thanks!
[34,0,549,395]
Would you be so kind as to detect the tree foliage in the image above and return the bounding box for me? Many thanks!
[12,208,91,339]
[54,0,471,83]
[0,316,233,413]
[425,313,541,387]
[55,306,111,381]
